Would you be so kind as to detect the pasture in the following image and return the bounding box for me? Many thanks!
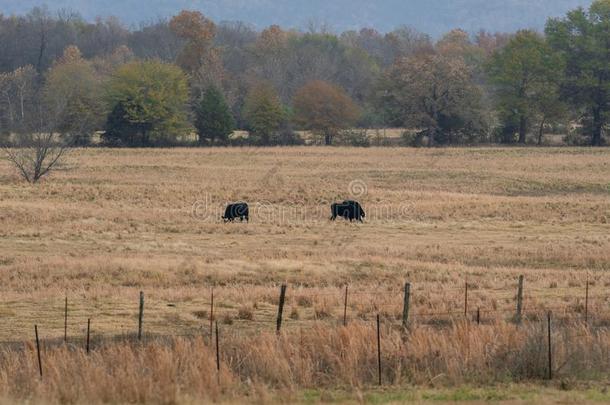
[1,147,610,402]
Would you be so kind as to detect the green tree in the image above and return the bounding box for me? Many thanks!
[44,46,105,145]
[546,0,610,146]
[194,86,235,145]
[293,80,360,145]
[243,83,285,145]
[487,30,565,144]
[103,61,189,146]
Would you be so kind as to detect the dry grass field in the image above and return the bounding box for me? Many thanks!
[1,146,610,403]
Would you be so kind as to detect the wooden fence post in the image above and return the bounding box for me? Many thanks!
[210,288,214,338]
[64,296,68,343]
[376,314,382,386]
[86,318,91,354]
[547,311,553,380]
[402,282,411,328]
[34,325,42,379]
[343,284,348,327]
[215,320,220,384]
[276,284,287,334]
[476,307,480,325]
[585,277,589,325]
[516,275,524,324]
[464,280,469,318]
[138,291,144,341]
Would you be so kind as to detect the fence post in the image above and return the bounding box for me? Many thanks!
[516,275,524,324]
[402,282,411,328]
[138,291,144,341]
[276,284,287,334]
[547,311,552,380]
[464,280,469,318]
[34,325,42,379]
[215,320,220,384]
[376,314,382,386]
[86,318,91,354]
[476,307,480,325]
[210,288,214,338]
[343,284,348,327]
[585,277,589,325]
[64,296,68,343]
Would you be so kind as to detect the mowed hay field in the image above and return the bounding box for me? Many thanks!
[1,147,610,402]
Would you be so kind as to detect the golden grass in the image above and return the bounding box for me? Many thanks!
[0,321,608,403]
[1,146,610,402]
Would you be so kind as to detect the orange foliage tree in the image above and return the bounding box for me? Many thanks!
[169,10,223,91]
[292,80,360,145]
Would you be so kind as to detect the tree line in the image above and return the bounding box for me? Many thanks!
[0,1,609,148]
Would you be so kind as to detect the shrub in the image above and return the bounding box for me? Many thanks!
[337,129,370,147]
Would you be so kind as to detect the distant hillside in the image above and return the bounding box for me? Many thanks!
[0,0,593,37]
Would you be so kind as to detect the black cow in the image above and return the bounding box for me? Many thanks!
[330,200,365,222]
[222,202,249,222]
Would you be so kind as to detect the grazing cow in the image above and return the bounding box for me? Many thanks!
[222,202,249,222]
[330,200,365,222]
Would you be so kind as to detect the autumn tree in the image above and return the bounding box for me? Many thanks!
[293,80,360,145]
[194,86,235,145]
[436,29,477,59]
[474,30,511,57]
[382,54,484,146]
[251,25,292,100]
[103,61,189,146]
[169,10,215,71]
[251,30,379,105]
[437,29,489,85]
[546,0,610,146]
[91,45,135,77]
[169,10,223,93]
[289,34,377,104]
[44,46,105,145]
[243,83,285,145]
[487,30,565,144]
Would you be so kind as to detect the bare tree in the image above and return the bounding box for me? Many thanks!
[0,66,37,133]
[1,131,70,183]
[1,67,72,183]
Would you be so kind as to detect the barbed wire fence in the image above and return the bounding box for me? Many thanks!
[7,274,610,384]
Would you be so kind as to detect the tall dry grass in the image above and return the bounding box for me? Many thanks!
[0,320,607,403]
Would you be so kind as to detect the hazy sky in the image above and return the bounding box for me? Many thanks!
[0,0,594,37]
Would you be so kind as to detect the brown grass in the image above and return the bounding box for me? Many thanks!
[0,321,608,403]
[1,146,610,402]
